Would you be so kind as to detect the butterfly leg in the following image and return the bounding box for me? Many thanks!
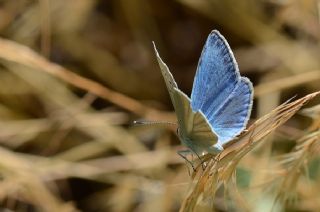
[177,149,196,172]
[193,151,206,171]
[185,149,206,171]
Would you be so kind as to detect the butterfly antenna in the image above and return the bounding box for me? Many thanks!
[133,120,177,126]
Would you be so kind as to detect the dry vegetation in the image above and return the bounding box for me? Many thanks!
[0,0,319,211]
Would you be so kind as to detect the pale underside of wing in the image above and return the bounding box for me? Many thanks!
[153,42,178,108]
[153,43,219,154]
[191,30,253,146]
[172,88,219,154]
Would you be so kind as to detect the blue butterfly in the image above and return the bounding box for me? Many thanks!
[153,30,253,156]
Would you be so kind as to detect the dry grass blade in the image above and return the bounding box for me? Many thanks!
[0,146,77,212]
[272,130,320,206]
[0,37,174,121]
[254,70,320,97]
[300,104,320,131]
[180,91,320,212]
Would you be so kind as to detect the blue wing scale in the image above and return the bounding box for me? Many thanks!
[191,30,253,147]
[208,78,253,144]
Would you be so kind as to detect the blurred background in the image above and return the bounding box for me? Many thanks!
[0,0,320,211]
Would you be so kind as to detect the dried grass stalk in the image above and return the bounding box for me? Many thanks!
[0,37,174,121]
[180,91,320,212]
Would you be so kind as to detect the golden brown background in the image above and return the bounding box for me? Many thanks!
[0,0,319,211]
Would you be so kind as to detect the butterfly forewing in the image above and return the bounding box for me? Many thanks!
[191,31,239,117]
[191,30,253,146]
[153,42,178,108]
[153,44,218,154]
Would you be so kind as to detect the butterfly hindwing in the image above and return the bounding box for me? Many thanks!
[172,88,218,154]
[208,78,253,144]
